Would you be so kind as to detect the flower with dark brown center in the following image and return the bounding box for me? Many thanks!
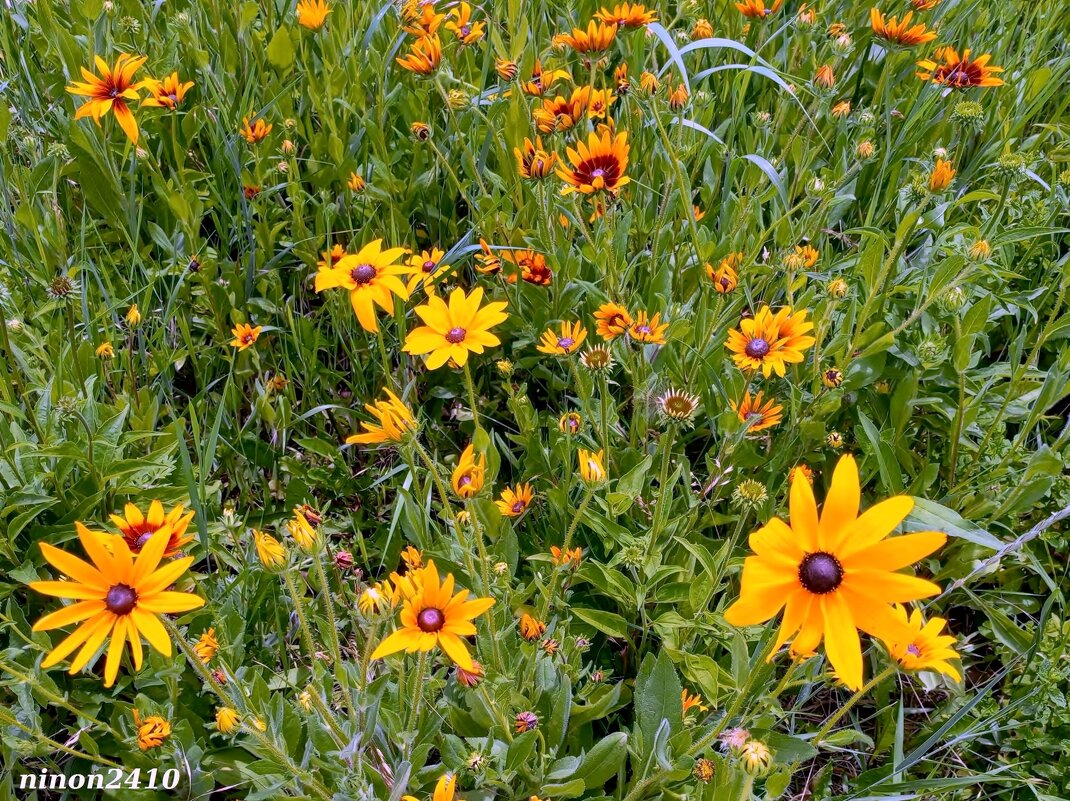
[797,552,843,594]
[105,583,138,615]
[445,327,467,343]
[351,263,377,284]
[417,607,446,632]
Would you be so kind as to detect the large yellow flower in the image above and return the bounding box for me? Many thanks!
[370,561,494,670]
[403,287,508,369]
[870,9,936,47]
[916,47,1004,88]
[726,306,815,377]
[66,54,147,143]
[723,455,947,690]
[883,604,962,681]
[557,128,631,197]
[30,524,204,687]
[109,500,195,558]
[346,388,417,445]
[537,321,588,355]
[314,239,410,332]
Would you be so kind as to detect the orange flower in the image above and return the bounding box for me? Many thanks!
[521,59,571,96]
[594,302,633,340]
[629,310,668,344]
[550,546,582,566]
[929,159,955,191]
[140,72,194,109]
[533,88,590,133]
[396,34,442,75]
[519,613,546,641]
[726,306,815,376]
[594,3,657,27]
[502,250,553,285]
[515,137,559,179]
[732,389,784,432]
[870,9,936,47]
[552,20,618,53]
[496,483,534,518]
[109,501,196,558]
[916,47,1004,88]
[537,321,588,355]
[814,64,836,89]
[445,2,485,44]
[735,0,782,18]
[241,116,272,144]
[229,323,262,351]
[66,54,148,143]
[557,128,631,197]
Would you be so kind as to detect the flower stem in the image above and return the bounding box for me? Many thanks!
[312,548,351,720]
[538,486,595,619]
[282,569,317,661]
[466,499,503,669]
[813,663,898,745]
[463,360,482,434]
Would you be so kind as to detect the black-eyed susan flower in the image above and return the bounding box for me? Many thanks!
[629,310,668,344]
[578,448,606,483]
[66,54,148,143]
[346,388,417,445]
[929,158,955,191]
[691,18,714,39]
[828,277,849,297]
[403,286,509,369]
[359,579,401,614]
[109,500,195,557]
[348,172,366,192]
[639,71,659,94]
[240,115,272,143]
[253,529,287,569]
[614,63,631,93]
[521,59,571,96]
[193,627,218,663]
[882,604,961,681]
[557,128,631,197]
[693,758,716,783]
[404,247,451,296]
[826,430,845,449]
[411,121,432,140]
[595,3,657,27]
[496,483,534,517]
[706,260,739,293]
[30,525,205,687]
[125,304,142,326]
[133,710,171,750]
[797,3,817,24]
[140,72,194,109]
[814,64,836,89]
[296,0,331,29]
[475,238,502,274]
[533,90,588,133]
[559,412,582,434]
[451,443,486,497]
[870,9,936,47]
[916,47,1004,88]
[495,58,518,81]
[402,545,424,571]
[732,389,783,432]
[401,773,463,801]
[445,2,484,44]
[287,509,319,552]
[401,1,445,35]
[550,545,582,566]
[502,250,553,285]
[397,34,442,75]
[726,306,815,377]
[593,302,633,340]
[515,711,539,732]
[822,367,844,388]
[229,322,261,351]
[552,20,618,53]
[455,661,484,687]
[519,613,546,640]
[735,0,782,18]
[370,561,494,671]
[968,239,991,261]
[580,345,614,373]
[537,321,588,355]
[831,99,851,117]
[668,83,689,110]
[723,454,947,690]
[216,707,239,733]
[515,137,558,180]
[314,239,410,332]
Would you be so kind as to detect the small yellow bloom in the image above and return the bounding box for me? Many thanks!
[559,412,583,434]
[550,545,582,567]
[929,158,956,192]
[216,707,240,733]
[133,710,171,750]
[141,72,194,108]
[241,115,273,144]
[126,304,142,326]
[348,172,366,192]
[578,448,606,484]
[253,529,287,569]
[537,321,588,355]
[452,444,486,498]
[397,34,442,75]
[194,627,219,663]
[229,322,262,351]
[95,342,115,358]
[691,18,713,39]
[519,613,546,641]
[496,483,534,518]
[296,0,331,30]
[682,689,709,715]
[287,508,319,552]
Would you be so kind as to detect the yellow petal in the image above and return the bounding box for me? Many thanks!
[130,609,171,656]
[32,600,106,632]
[38,543,109,590]
[822,592,863,691]
[819,454,859,547]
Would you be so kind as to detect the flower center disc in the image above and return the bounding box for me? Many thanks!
[135,531,156,550]
[512,501,525,513]
[798,552,843,594]
[417,607,446,632]
[351,263,377,284]
[745,337,770,358]
[105,583,139,615]
[557,337,575,349]
[445,327,467,343]
[906,643,922,656]
[422,260,437,273]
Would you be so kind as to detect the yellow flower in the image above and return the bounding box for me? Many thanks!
[593,302,633,340]
[793,244,819,268]
[287,508,319,552]
[403,247,453,296]
[402,545,424,570]
[495,58,519,81]
[537,321,588,355]
[916,47,1004,88]
[726,306,815,377]
[216,707,240,733]
[521,59,571,97]
[30,524,205,687]
[723,455,947,690]
[789,464,814,484]
[348,172,366,192]
[929,158,956,191]
[639,71,659,94]
[732,389,783,432]
[740,740,772,775]
[629,310,669,344]
[109,500,195,558]
[126,303,142,326]
[241,115,273,144]
[314,239,410,332]
[706,261,738,293]
[296,0,331,30]
[133,710,171,750]
[95,342,115,358]
[578,448,606,484]
[682,689,708,715]
[66,53,147,143]
[552,20,618,53]
[519,613,546,641]
[559,412,583,434]
[397,34,442,75]
[668,83,689,110]
[359,580,402,614]
[594,3,657,27]
[193,627,218,663]
[515,137,559,180]
[253,529,287,569]
[346,388,417,445]
[883,604,962,681]
[229,322,262,351]
[814,64,836,89]
[691,18,714,39]
[371,561,494,671]
[402,774,464,801]
[823,367,844,388]
[496,483,534,517]
[412,121,432,140]
[735,0,782,18]
[140,72,194,108]
[557,128,631,197]
[452,443,486,498]
[870,9,936,47]
[445,2,485,44]
[403,286,509,370]
[402,1,445,35]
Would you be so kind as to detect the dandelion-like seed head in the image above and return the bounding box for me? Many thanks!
[657,388,700,425]
[732,479,768,509]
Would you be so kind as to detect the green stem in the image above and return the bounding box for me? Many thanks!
[538,486,595,619]
[463,360,482,434]
[312,548,351,720]
[813,664,898,745]
[282,569,317,660]
[466,499,503,669]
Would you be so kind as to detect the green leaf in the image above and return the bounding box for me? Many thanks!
[571,607,630,638]
[267,27,295,70]
[906,498,1002,550]
[635,651,683,745]
[574,732,628,789]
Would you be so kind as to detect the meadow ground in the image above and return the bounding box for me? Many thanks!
[1,0,1070,799]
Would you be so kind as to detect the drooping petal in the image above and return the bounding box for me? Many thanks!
[821,592,863,691]
[40,612,112,668]
[38,543,109,590]
[437,631,476,670]
[130,609,171,656]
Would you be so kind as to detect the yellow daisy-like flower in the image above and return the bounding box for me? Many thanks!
[916,47,1004,88]
[216,707,240,733]
[593,302,633,340]
[594,3,657,27]
[346,388,417,445]
[537,321,588,355]
[445,2,485,44]
[359,579,402,614]
[96,342,115,359]
[240,115,272,144]
[193,627,218,663]
[30,524,205,687]
[521,59,571,97]
[403,287,509,370]
[253,529,287,569]
[682,689,709,715]
[314,239,410,332]
[496,483,534,517]
[732,389,783,432]
[133,710,171,750]
[402,774,464,801]
[140,72,194,109]
[296,0,331,30]
[552,20,618,53]
[229,323,262,351]
[65,54,148,143]
[578,448,606,484]
[550,545,582,566]
[396,34,442,75]
[557,128,631,197]
[723,454,947,690]
[403,247,452,296]
[870,9,936,47]
[370,561,494,671]
[515,137,559,180]
[287,508,319,552]
[452,443,486,498]
[706,261,739,293]
[735,0,782,18]
[883,604,962,681]
[109,500,195,558]
[726,306,815,377]
[629,310,668,344]
[519,613,547,641]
